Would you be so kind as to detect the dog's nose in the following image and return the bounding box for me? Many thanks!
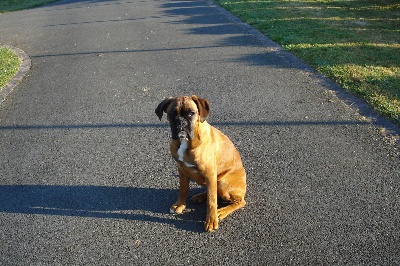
[177,118,186,130]
[176,121,183,131]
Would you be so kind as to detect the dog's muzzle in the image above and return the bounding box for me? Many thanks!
[171,117,192,140]
[178,131,188,140]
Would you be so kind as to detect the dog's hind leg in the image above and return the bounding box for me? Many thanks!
[217,190,246,220]
[190,192,207,203]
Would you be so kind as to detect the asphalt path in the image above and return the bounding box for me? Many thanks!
[0,0,399,264]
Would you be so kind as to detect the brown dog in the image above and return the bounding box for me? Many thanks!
[155,95,246,232]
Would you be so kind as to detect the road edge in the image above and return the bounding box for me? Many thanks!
[0,45,31,105]
[207,0,399,146]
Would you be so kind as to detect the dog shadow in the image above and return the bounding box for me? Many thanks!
[0,184,210,232]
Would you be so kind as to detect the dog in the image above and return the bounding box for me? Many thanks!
[155,95,246,232]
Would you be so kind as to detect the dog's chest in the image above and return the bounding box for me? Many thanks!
[177,140,196,168]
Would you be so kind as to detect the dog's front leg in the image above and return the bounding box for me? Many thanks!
[204,175,218,232]
[170,166,189,214]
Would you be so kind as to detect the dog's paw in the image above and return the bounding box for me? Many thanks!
[217,200,246,220]
[190,192,207,203]
[217,207,229,220]
[170,203,186,214]
[204,215,219,232]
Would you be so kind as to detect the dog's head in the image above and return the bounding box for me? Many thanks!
[155,95,210,140]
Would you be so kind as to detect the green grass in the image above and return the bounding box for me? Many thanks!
[214,0,400,125]
[0,47,20,89]
[1,0,60,91]
[0,0,59,13]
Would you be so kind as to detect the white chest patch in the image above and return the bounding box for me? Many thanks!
[178,140,188,161]
[178,140,196,168]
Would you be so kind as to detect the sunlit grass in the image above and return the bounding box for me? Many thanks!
[215,0,400,124]
[1,1,61,92]
[321,64,399,121]
[0,48,20,90]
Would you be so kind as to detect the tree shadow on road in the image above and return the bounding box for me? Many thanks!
[0,184,207,232]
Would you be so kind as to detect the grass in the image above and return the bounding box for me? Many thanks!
[0,47,20,89]
[0,0,59,13]
[214,0,400,125]
[1,0,60,91]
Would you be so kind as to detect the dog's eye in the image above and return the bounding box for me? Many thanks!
[168,109,176,117]
[188,111,195,117]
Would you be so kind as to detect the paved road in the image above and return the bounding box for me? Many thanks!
[0,0,399,264]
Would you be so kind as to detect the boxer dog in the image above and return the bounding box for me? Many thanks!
[155,95,246,232]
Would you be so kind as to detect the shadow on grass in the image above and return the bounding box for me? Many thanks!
[0,0,59,13]
[0,0,134,13]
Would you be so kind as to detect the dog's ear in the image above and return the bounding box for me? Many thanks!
[155,97,174,120]
[192,95,210,122]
